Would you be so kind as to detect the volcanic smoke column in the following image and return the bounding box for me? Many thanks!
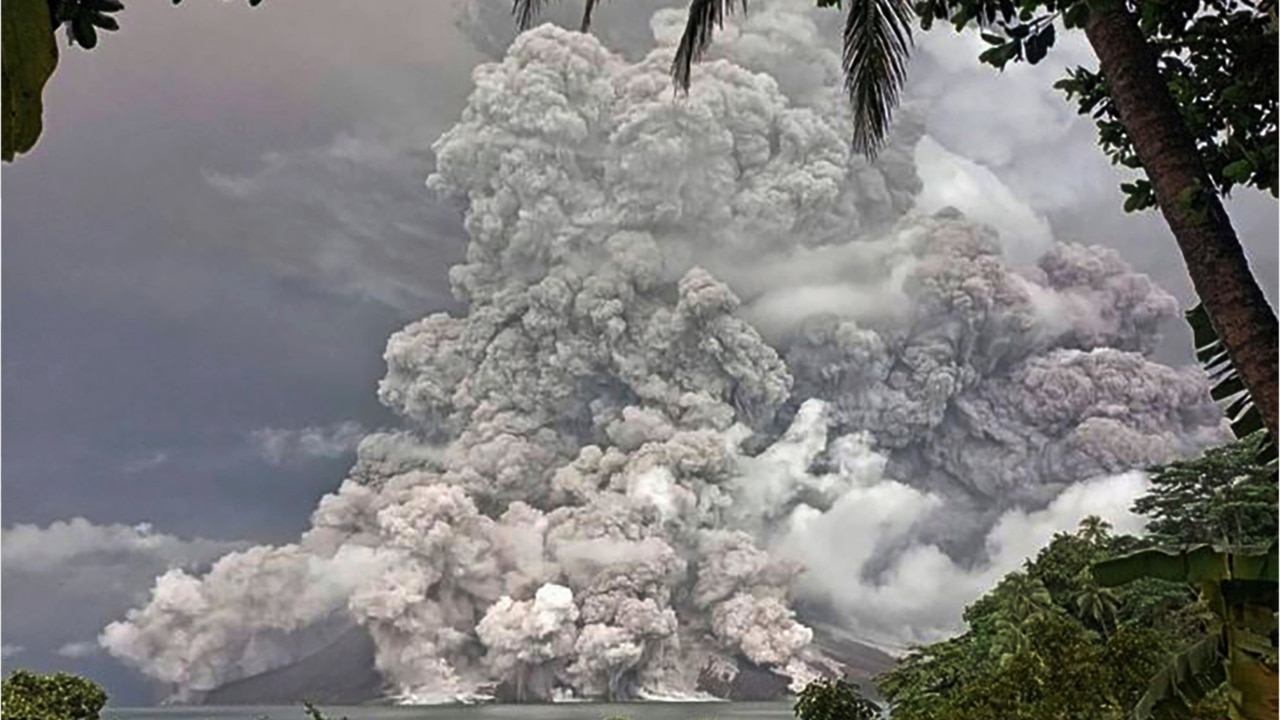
[102,8,1225,703]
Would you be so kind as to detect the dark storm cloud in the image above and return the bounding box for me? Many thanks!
[3,0,481,538]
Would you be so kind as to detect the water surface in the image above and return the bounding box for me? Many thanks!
[110,703,794,720]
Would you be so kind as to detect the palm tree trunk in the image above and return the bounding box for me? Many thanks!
[1082,0,1279,440]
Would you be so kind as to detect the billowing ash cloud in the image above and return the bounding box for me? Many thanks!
[1,519,247,679]
[103,1,1226,703]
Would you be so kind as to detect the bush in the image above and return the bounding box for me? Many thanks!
[1,670,107,720]
[794,677,880,720]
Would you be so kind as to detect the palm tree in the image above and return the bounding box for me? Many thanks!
[669,0,1279,442]
[1076,515,1113,547]
[511,0,602,34]
[999,572,1054,624]
[1071,574,1119,638]
[992,616,1033,668]
[672,0,912,157]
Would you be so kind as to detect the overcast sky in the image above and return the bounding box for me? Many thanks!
[2,0,1275,705]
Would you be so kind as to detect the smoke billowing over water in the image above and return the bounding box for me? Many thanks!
[101,0,1226,703]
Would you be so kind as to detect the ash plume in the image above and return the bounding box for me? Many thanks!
[103,1,1226,703]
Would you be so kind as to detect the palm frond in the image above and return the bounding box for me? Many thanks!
[512,0,547,31]
[671,0,748,92]
[842,0,915,157]
[580,0,598,32]
[1187,303,1278,465]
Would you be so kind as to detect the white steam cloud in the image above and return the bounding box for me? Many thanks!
[1,519,247,674]
[58,641,101,659]
[253,421,368,466]
[103,0,1225,704]
[2,645,25,660]
[2,518,244,573]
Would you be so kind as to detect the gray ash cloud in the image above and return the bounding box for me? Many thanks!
[102,4,1225,702]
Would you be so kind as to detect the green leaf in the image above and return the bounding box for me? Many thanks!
[978,42,1018,69]
[1221,580,1280,610]
[839,0,915,156]
[1185,304,1277,464]
[1211,374,1247,402]
[1062,2,1088,28]
[1133,633,1227,720]
[1023,23,1053,64]
[1231,541,1280,583]
[1092,544,1278,588]
[1093,546,1230,587]
[1223,158,1254,183]
[2,0,59,162]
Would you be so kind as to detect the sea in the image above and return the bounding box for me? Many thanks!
[107,703,796,720]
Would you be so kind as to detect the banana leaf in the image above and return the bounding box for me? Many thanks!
[1134,632,1227,720]
[1091,542,1279,587]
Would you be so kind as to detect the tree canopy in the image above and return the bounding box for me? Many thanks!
[793,676,881,720]
[1053,0,1277,212]
[1,670,108,720]
[874,433,1278,720]
[1133,430,1278,547]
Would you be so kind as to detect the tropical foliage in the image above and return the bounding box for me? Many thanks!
[47,0,125,51]
[877,520,1194,720]
[792,676,880,720]
[673,0,914,156]
[1186,304,1278,465]
[1133,430,1278,546]
[666,0,1276,206]
[1,0,258,161]
[873,432,1278,720]
[1053,0,1277,212]
[1093,542,1279,720]
[2,0,59,161]
[1,670,108,720]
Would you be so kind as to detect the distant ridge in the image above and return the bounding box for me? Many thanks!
[199,626,384,705]
[196,622,897,705]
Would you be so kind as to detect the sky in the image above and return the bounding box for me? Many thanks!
[1,0,1276,705]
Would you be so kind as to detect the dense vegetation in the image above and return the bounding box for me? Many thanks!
[871,431,1277,720]
[1,670,107,720]
[792,677,879,720]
